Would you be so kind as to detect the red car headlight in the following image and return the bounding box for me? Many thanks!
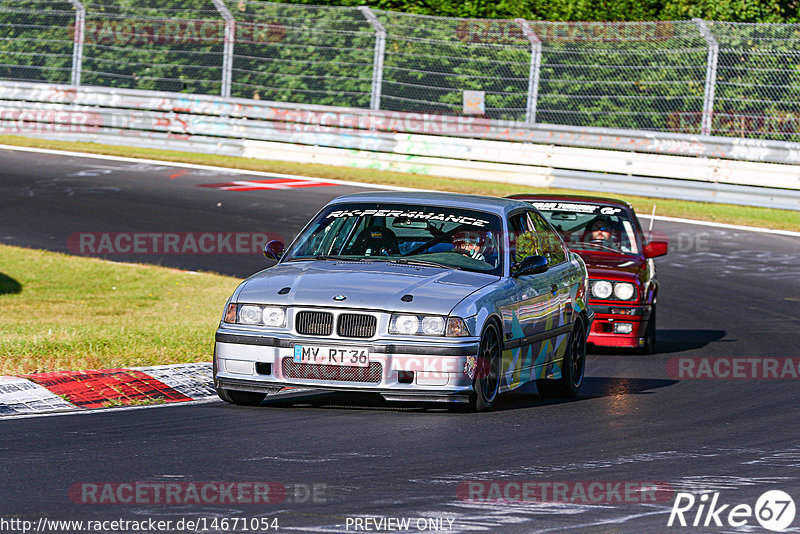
[613,283,636,300]
[591,280,637,301]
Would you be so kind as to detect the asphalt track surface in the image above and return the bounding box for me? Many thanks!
[1,147,799,533]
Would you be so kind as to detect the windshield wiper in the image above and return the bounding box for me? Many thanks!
[285,255,361,262]
[387,258,461,270]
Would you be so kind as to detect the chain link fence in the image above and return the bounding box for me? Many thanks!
[0,0,75,84]
[230,1,374,107]
[79,0,226,95]
[0,0,798,141]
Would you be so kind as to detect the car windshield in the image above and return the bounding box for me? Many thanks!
[284,202,504,276]
[529,201,640,254]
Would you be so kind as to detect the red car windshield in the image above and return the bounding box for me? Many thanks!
[529,201,640,255]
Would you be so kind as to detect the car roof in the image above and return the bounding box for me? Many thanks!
[330,191,532,217]
[508,193,634,211]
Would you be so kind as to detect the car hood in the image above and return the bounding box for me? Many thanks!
[572,250,646,282]
[235,261,499,315]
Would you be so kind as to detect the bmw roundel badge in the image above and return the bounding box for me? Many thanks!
[333,295,347,301]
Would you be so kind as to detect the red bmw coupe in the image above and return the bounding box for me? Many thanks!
[509,194,667,353]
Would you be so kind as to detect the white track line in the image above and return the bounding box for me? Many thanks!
[1,143,797,237]
[0,143,420,192]
[638,214,800,237]
[0,397,221,421]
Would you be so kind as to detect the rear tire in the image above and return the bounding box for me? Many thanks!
[537,319,586,399]
[217,387,266,406]
[469,321,502,412]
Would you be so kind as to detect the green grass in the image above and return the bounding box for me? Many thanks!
[0,244,238,375]
[2,134,799,232]
[103,397,168,408]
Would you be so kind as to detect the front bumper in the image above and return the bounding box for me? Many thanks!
[213,328,479,403]
[586,304,651,348]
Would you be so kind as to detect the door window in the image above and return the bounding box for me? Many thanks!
[529,211,567,265]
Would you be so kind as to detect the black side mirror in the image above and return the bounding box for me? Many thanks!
[264,240,285,262]
[512,255,548,277]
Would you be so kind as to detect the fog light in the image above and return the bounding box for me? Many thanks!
[614,322,633,334]
[398,371,414,384]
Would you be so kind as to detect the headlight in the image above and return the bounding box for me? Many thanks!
[391,315,420,335]
[613,282,635,301]
[262,306,286,327]
[590,280,637,301]
[390,314,468,337]
[592,280,613,299]
[239,305,263,325]
[222,304,287,328]
[421,316,446,336]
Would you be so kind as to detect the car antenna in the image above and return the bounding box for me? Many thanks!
[647,204,656,240]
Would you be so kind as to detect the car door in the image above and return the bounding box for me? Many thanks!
[497,211,566,389]
[527,210,583,370]
[528,210,575,324]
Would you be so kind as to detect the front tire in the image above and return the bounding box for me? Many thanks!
[639,305,657,355]
[217,387,266,406]
[537,319,586,399]
[470,321,502,412]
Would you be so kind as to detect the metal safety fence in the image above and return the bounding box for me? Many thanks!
[0,0,799,142]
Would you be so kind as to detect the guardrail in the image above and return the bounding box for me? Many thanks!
[1,81,799,211]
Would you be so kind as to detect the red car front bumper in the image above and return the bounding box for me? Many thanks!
[587,304,652,348]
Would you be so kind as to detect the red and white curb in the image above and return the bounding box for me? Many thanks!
[0,363,318,417]
[0,363,216,416]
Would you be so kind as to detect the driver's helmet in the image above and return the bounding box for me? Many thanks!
[452,230,488,260]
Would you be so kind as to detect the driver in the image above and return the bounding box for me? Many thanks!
[452,230,486,261]
[588,218,617,243]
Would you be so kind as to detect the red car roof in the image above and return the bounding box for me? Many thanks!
[507,193,634,211]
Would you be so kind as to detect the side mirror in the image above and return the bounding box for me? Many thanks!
[512,255,548,277]
[644,240,668,258]
[263,240,285,262]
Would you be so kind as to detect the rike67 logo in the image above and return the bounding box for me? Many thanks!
[668,490,796,531]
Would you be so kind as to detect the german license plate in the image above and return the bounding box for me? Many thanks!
[293,345,369,367]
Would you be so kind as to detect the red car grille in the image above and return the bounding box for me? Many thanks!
[281,358,382,383]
